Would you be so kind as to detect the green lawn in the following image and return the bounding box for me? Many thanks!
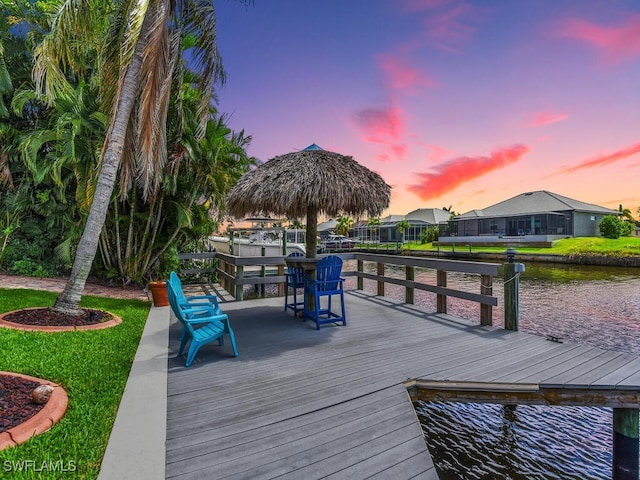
[399,236,640,257]
[0,289,150,479]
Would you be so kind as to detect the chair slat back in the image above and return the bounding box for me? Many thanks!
[316,255,343,291]
[286,252,305,285]
[166,280,196,336]
[169,271,191,305]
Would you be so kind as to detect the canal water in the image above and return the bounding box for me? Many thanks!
[386,261,640,480]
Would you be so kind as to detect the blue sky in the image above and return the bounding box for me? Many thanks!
[215,0,640,216]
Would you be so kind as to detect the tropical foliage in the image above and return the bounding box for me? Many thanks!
[0,0,255,289]
[396,219,410,244]
[334,215,354,237]
[598,215,634,239]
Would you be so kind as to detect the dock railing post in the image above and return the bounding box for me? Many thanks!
[480,274,493,326]
[260,247,266,297]
[613,408,639,480]
[377,262,385,296]
[504,248,521,331]
[436,270,447,314]
[406,265,415,304]
[357,260,363,290]
[277,263,285,296]
[235,265,243,301]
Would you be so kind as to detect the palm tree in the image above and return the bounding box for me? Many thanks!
[335,215,354,237]
[396,220,411,245]
[34,0,231,314]
[618,204,635,222]
[442,205,458,220]
[288,219,304,229]
[367,217,381,243]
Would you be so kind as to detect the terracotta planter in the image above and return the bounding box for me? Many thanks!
[148,281,169,307]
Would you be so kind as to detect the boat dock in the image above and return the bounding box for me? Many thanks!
[164,290,640,479]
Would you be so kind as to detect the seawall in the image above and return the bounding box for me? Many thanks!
[404,250,640,268]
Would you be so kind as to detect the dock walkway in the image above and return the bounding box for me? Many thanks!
[165,290,640,479]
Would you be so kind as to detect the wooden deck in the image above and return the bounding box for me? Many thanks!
[165,290,640,479]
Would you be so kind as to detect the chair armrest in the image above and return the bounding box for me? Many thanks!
[180,304,218,318]
[180,300,223,314]
[187,295,219,306]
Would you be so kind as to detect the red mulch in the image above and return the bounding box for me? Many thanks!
[3,308,111,327]
[0,375,46,434]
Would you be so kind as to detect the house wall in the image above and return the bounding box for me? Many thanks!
[573,212,606,237]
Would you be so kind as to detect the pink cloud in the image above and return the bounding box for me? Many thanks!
[556,14,640,64]
[376,54,439,93]
[352,107,404,144]
[554,142,640,175]
[528,111,569,127]
[426,4,476,54]
[408,144,530,200]
[416,142,452,162]
[351,107,408,161]
[375,145,408,163]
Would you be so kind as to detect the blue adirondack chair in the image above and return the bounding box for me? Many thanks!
[166,277,238,367]
[168,271,225,341]
[284,252,305,315]
[169,271,223,314]
[303,255,346,330]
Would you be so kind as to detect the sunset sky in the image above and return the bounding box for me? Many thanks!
[215,0,640,218]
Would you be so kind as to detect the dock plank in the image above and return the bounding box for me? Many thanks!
[166,291,640,479]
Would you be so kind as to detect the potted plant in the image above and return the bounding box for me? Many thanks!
[147,278,169,307]
[145,249,179,307]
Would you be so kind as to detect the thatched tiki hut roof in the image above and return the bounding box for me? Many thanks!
[226,144,391,258]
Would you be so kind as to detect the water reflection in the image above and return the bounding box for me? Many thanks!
[418,402,613,479]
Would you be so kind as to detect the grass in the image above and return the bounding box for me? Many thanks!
[0,288,150,479]
[397,236,640,257]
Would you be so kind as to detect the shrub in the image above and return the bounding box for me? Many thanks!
[621,220,635,237]
[598,215,624,239]
[420,226,440,244]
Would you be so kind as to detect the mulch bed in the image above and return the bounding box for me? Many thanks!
[0,375,46,434]
[3,308,111,327]
[1,308,104,437]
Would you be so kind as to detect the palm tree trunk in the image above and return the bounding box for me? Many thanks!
[53,11,153,314]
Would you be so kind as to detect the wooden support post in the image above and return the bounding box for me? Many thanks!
[260,247,266,297]
[228,264,235,298]
[436,270,447,314]
[235,265,243,301]
[613,408,639,480]
[277,264,285,297]
[218,260,226,291]
[377,262,385,296]
[504,263,519,330]
[480,274,493,326]
[357,260,363,290]
[405,266,415,304]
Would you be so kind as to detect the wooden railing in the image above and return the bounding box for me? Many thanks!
[178,251,504,326]
[352,253,499,326]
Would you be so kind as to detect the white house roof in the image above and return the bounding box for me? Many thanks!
[405,208,451,224]
[457,191,618,218]
[317,219,339,232]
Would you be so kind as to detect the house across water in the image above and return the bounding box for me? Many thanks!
[437,190,619,245]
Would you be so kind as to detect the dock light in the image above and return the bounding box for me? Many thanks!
[505,247,517,263]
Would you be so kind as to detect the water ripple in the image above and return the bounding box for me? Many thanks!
[417,402,613,479]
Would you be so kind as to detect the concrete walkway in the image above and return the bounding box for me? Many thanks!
[98,305,170,480]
